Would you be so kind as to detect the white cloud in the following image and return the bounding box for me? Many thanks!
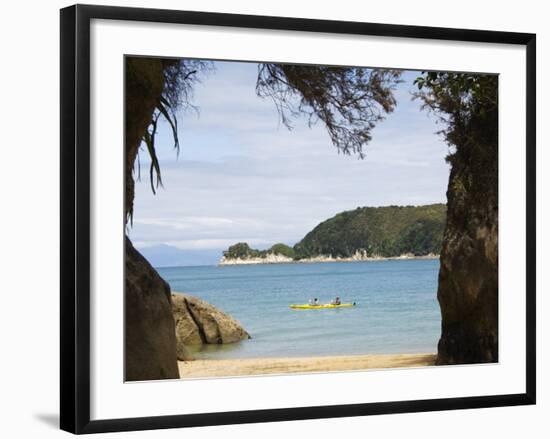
[165,238,272,250]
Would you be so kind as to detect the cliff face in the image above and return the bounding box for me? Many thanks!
[125,237,180,380]
[436,155,498,364]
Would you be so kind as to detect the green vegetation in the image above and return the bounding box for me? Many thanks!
[294,204,445,258]
[268,243,296,259]
[223,243,261,259]
[223,204,446,260]
[223,242,295,260]
[413,72,498,208]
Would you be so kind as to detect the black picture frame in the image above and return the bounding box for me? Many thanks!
[60,4,536,434]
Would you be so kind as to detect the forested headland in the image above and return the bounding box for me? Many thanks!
[222,203,446,263]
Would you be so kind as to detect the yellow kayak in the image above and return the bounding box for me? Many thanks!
[290,303,356,309]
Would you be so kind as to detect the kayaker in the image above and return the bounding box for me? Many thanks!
[331,296,341,305]
[309,298,320,306]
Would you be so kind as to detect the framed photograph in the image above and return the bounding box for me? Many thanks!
[60,4,536,434]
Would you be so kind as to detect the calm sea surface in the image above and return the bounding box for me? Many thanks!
[157,259,441,360]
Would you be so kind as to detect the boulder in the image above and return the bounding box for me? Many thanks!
[436,160,498,365]
[171,293,250,355]
[176,342,194,362]
[125,237,180,380]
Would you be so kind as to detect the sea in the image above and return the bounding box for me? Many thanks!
[157,259,441,360]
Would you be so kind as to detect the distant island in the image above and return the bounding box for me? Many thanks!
[220,204,445,265]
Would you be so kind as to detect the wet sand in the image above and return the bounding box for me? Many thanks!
[178,353,436,378]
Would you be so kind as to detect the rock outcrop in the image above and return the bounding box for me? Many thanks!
[219,253,294,265]
[219,251,439,266]
[124,57,181,381]
[125,237,180,381]
[436,154,498,364]
[171,293,250,360]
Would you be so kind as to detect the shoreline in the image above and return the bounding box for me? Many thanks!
[178,353,437,378]
[219,253,439,266]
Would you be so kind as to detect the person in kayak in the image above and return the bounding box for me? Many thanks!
[309,298,320,306]
[331,296,341,305]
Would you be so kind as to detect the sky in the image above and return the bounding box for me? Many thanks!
[128,61,451,266]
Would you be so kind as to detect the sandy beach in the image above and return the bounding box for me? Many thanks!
[178,353,436,378]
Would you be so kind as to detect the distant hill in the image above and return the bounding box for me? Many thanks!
[294,204,446,258]
[222,204,446,262]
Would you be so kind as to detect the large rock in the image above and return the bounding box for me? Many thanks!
[171,293,250,359]
[436,161,498,364]
[125,237,180,380]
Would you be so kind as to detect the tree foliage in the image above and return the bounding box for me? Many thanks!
[413,72,498,205]
[223,242,260,259]
[223,242,296,260]
[256,64,402,157]
[294,204,446,258]
[135,59,213,194]
[267,243,296,258]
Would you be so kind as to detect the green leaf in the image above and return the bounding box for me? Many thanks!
[142,128,162,194]
[158,97,180,155]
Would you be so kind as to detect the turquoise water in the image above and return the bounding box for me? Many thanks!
[157,259,441,359]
